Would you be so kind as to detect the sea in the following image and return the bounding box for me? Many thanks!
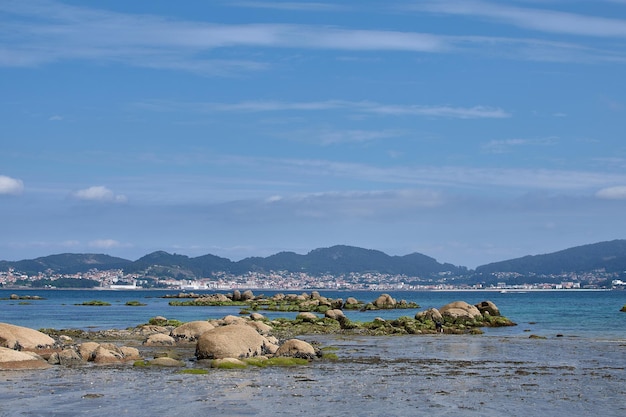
[1,288,625,416]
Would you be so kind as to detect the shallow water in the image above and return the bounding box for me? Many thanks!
[1,335,625,417]
[2,289,626,416]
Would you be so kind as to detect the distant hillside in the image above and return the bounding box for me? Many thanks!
[475,239,626,275]
[2,240,625,282]
[234,245,466,276]
[0,253,132,275]
[0,245,463,278]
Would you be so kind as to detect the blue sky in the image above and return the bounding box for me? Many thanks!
[2,0,626,268]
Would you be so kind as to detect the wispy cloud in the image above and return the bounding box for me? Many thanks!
[482,137,558,154]
[414,0,626,37]
[0,175,24,195]
[230,1,348,12]
[134,99,510,119]
[1,0,623,74]
[72,186,127,203]
[88,239,130,249]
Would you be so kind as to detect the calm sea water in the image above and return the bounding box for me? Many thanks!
[1,289,625,416]
[1,289,625,338]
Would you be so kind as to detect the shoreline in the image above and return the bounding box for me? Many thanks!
[0,287,616,292]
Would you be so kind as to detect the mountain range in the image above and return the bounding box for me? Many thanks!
[1,240,625,283]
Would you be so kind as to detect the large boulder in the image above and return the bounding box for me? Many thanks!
[296,312,318,322]
[196,325,268,360]
[77,342,100,361]
[171,321,215,342]
[439,301,482,320]
[325,309,345,320]
[415,308,443,323]
[475,300,500,316]
[92,345,124,365]
[373,294,396,309]
[48,348,82,366]
[0,323,55,350]
[275,339,317,360]
[241,290,255,301]
[144,333,176,346]
[246,321,273,335]
[149,357,185,367]
[0,347,51,370]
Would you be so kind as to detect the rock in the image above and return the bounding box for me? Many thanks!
[149,357,185,367]
[246,321,273,335]
[345,297,359,306]
[196,324,268,360]
[232,289,242,301]
[171,321,215,342]
[300,299,320,308]
[296,312,318,322]
[475,300,500,316]
[196,293,230,303]
[92,345,123,364]
[48,348,82,366]
[221,315,248,326]
[250,313,265,321]
[135,325,170,336]
[439,301,482,320]
[275,339,317,360]
[0,323,55,350]
[211,358,247,368]
[144,333,176,346]
[415,308,443,322]
[118,346,142,361]
[0,347,51,370]
[241,290,255,301]
[9,294,19,300]
[77,342,101,361]
[373,294,396,309]
[325,309,346,320]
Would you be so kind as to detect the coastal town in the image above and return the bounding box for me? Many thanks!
[0,267,623,291]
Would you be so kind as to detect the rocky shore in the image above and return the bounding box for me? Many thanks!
[1,295,515,371]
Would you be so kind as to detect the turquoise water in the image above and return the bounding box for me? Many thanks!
[1,289,625,416]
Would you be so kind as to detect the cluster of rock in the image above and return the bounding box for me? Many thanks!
[4,294,44,300]
[1,298,514,371]
[166,290,419,311]
[0,312,319,371]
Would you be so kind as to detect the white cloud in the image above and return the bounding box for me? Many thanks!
[596,186,626,200]
[72,186,128,203]
[0,175,24,195]
[48,115,63,121]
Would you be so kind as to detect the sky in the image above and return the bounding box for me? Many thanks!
[1,0,626,268]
